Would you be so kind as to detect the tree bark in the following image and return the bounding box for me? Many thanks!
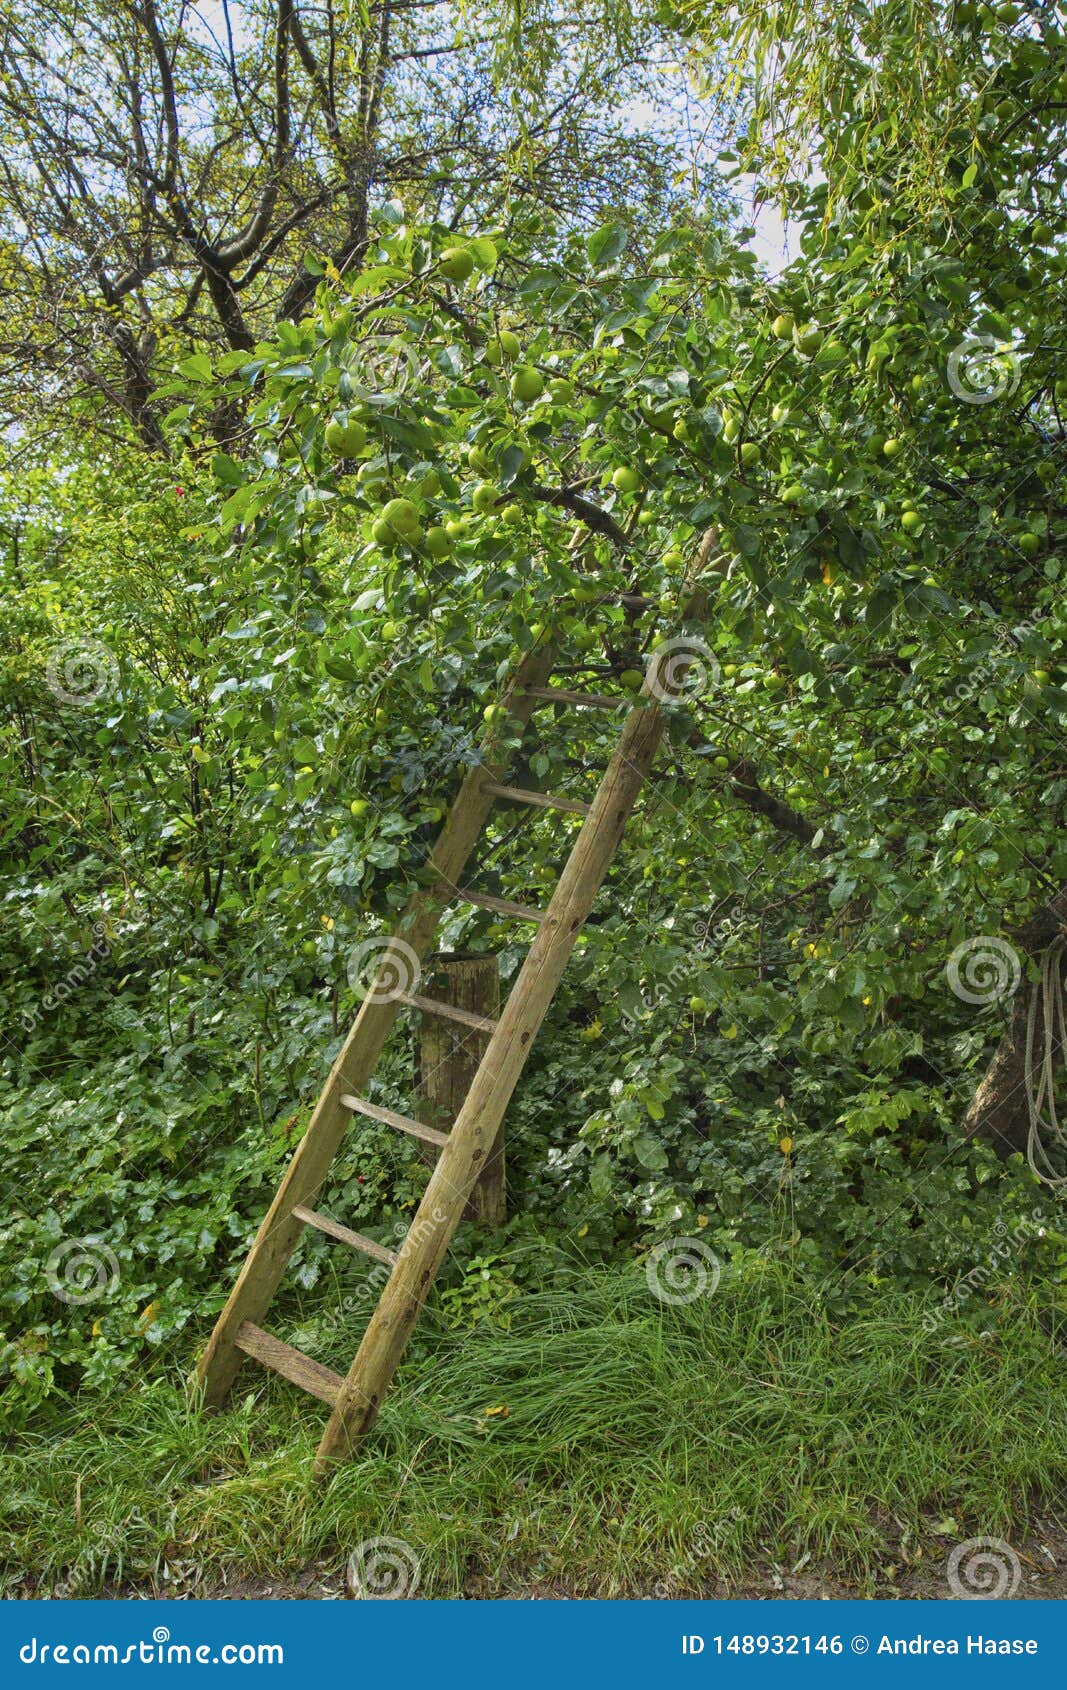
[959,883,1067,1154]
[415,953,505,1226]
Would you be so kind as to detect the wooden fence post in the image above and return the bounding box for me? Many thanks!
[415,953,505,1227]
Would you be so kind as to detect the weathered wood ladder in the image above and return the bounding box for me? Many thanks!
[196,549,712,1474]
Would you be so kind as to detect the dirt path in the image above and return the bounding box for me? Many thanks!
[29,1519,1060,1603]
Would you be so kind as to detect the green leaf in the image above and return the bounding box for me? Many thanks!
[211,453,244,487]
[179,353,213,382]
[324,656,359,682]
[587,222,628,266]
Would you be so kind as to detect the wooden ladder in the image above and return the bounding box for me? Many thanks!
[195,555,712,1474]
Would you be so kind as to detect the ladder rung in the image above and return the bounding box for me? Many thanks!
[522,685,622,711]
[453,888,546,923]
[340,1092,449,1148]
[233,1321,343,1406]
[292,1204,398,1267]
[396,990,497,1034]
[482,780,591,818]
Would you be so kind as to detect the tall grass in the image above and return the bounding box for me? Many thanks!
[5,1260,1065,1596]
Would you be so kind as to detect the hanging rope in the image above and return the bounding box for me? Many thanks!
[1025,934,1067,1187]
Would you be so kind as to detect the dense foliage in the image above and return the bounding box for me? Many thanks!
[2,0,1066,1431]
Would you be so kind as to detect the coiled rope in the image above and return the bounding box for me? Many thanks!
[1025,934,1067,1187]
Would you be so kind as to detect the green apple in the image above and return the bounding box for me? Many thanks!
[425,525,452,558]
[713,755,730,770]
[772,312,795,340]
[483,702,506,725]
[611,465,641,494]
[739,441,761,467]
[1033,669,1051,684]
[471,481,497,513]
[445,518,468,541]
[619,668,645,692]
[781,482,804,504]
[722,413,741,444]
[371,518,393,545]
[771,402,792,425]
[380,620,402,641]
[325,418,367,457]
[489,329,521,364]
[467,444,492,474]
[662,547,685,569]
[501,502,523,525]
[1017,531,1041,556]
[901,509,924,534]
[793,322,823,357]
[349,799,370,817]
[883,437,905,458]
[439,245,474,283]
[548,377,575,404]
[689,995,709,1013]
[381,497,420,538]
[510,365,544,403]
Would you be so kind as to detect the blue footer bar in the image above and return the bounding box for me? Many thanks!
[3,1600,1065,1685]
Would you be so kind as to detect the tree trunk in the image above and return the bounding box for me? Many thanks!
[415,953,505,1226]
[960,884,1067,1153]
